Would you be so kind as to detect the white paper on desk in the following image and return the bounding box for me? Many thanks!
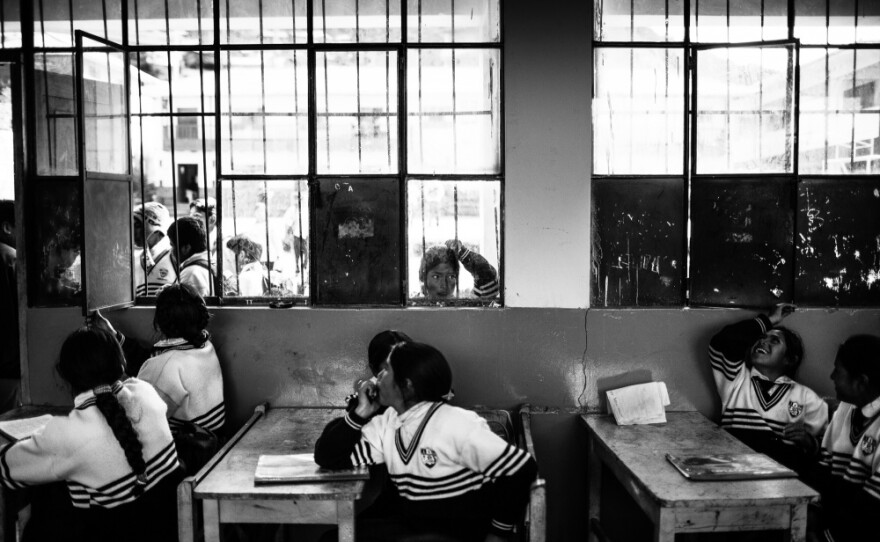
[606,382,670,425]
[0,414,54,441]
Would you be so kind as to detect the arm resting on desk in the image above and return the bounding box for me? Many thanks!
[314,411,381,469]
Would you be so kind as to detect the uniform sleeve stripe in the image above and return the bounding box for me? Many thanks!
[344,412,363,430]
[0,442,28,490]
[491,520,514,532]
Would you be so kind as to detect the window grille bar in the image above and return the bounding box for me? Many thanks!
[630,0,634,41]
[849,49,857,171]
[420,180,426,271]
[258,0,268,175]
[385,48,391,168]
[296,178,305,291]
[0,0,5,48]
[417,0,424,164]
[759,49,764,167]
[629,47,634,172]
[451,0,458,170]
[823,48,830,170]
[232,181,240,293]
[726,49,731,171]
[294,44,302,166]
[224,0,235,171]
[134,0,148,257]
[453,181,459,296]
[163,0,180,234]
[321,0,329,166]
[101,0,109,40]
[784,45,794,172]
[67,0,74,47]
[37,0,52,169]
[356,50,363,170]
[197,0,214,283]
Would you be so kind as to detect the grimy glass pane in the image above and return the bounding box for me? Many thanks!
[34,0,123,47]
[406,180,500,301]
[35,53,78,176]
[82,41,127,174]
[594,0,684,42]
[315,0,401,43]
[28,179,82,307]
[407,0,499,43]
[220,179,308,298]
[829,0,856,44]
[799,49,880,174]
[221,50,308,174]
[314,178,400,305]
[690,0,787,43]
[1,0,22,48]
[796,178,880,306]
[407,48,498,174]
[858,0,880,43]
[695,47,794,174]
[794,0,828,44]
[129,0,213,46]
[317,50,398,174]
[592,178,684,307]
[593,48,684,175]
[690,178,795,307]
[221,0,306,44]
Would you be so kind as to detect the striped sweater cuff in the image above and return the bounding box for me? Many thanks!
[489,518,515,537]
[756,314,772,333]
[344,411,368,430]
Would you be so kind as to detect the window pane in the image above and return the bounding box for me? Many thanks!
[593,48,685,175]
[794,0,828,44]
[407,0,499,43]
[34,0,123,47]
[691,0,787,43]
[1,0,22,48]
[407,180,500,302]
[407,48,499,174]
[317,50,398,174]
[82,43,127,174]
[796,178,880,306]
[690,178,795,306]
[858,0,880,43]
[592,178,684,307]
[221,50,309,174]
[696,47,794,174]
[35,53,78,176]
[28,179,82,307]
[0,66,12,199]
[220,179,308,298]
[799,49,880,174]
[829,0,856,44]
[221,0,306,44]
[314,0,401,43]
[594,0,684,42]
[314,178,401,305]
[129,0,213,46]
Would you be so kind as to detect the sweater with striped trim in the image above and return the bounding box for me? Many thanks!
[0,378,181,509]
[815,397,880,542]
[134,236,176,297]
[710,315,827,471]
[315,401,536,539]
[138,338,225,435]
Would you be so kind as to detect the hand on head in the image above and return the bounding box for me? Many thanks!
[768,303,796,326]
[354,378,381,419]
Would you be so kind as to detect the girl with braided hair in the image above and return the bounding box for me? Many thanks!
[0,325,182,542]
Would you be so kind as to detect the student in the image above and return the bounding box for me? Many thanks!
[420,239,499,300]
[167,215,214,297]
[133,202,176,296]
[137,283,225,471]
[709,303,828,473]
[226,234,268,296]
[315,342,536,542]
[344,330,413,412]
[811,335,880,542]
[0,325,182,542]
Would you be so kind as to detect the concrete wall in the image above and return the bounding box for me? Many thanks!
[20,2,880,541]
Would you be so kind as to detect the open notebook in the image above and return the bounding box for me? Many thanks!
[0,414,54,441]
[254,453,369,484]
[666,453,797,481]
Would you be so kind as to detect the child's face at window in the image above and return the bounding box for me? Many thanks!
[749,330,789,373]
[425,263,457,298]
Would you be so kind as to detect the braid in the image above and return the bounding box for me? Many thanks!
[94,388,148,496]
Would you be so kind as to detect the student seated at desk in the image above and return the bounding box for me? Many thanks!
[315,342,537,542]
[0,326,182,542]
[709,303,828,474]
[810,335,880,542]
[137,283,225,474]
[344,330,412,413]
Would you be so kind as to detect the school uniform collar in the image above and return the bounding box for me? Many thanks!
[153,337,189,349]
[73,380,126,408]
[861,395,880,418]
[180,251,210,268]
[749,367,794,385]
[393,401,435,430]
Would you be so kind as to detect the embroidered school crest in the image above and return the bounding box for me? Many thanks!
[420,447,438,468]
[861,436,877,455]
[788,401,803,418]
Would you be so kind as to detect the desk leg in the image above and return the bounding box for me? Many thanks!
[587,436,601,542]
[337,500,355,542]
[653,508,675,542]
[202,499,220,542]
[787,503,808,542]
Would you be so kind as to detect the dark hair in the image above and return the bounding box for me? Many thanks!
[388,342,452,403]
[367,330,412,375]
[837,335,880,387]
[776,326,805,376]
[56,327,148,495]
[167,216,208,254]
[419,246,459,285]
[226,234,263,264]
[0,200,13,226]
[154,283,211,347]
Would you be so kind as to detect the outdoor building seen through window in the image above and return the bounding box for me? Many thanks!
[592,0,880,308]
[19,0,502,307]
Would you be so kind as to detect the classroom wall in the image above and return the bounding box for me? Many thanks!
[20,2,880,542]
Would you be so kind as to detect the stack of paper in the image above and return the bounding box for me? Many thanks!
[254,453,369,484]
[606,382,670,425]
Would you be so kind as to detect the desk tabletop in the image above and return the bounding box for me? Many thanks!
[195,407,366,501]
[581,412,819,508]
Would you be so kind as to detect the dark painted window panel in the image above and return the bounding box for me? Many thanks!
[592,178,684,307]
[314,178,401,305]
[690,178,795,307]
[796,178,880,306]
[27,178,82,307]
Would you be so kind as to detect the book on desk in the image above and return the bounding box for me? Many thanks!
[254,453,369,484]
[666,452,797,481]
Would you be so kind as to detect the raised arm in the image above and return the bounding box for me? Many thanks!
[315,380,384,469]
[445,240,499,299]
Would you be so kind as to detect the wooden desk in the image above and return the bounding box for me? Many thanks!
[193,406,366,542]
[581,412,819,542]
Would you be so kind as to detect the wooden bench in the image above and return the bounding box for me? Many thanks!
[178,403,547,542]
